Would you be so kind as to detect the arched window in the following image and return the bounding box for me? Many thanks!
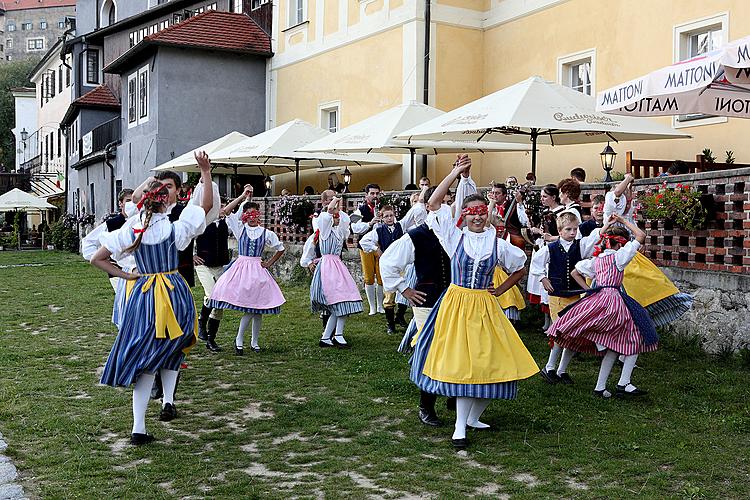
[100,0,117,27]
[108,4,116,26]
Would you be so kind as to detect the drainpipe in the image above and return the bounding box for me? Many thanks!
[421,0,431,180]
[104,141,118,213]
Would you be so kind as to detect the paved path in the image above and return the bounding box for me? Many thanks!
[0,433,25,500]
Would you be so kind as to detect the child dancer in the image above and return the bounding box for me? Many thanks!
[547,215,658,398]
[579,194,605,237]
[604,174,693,326]
[90,151,213,445]
[532,212,604,384]
[411,158,539,450]
[301,196,363,348]
[208,189,285,355]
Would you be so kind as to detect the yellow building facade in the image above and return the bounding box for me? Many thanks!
[269,0,750,191]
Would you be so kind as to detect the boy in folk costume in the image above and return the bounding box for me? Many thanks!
[351,184,385,315]
[579,194,605,237]
[411,157,538,450]
[301,196,364,348]
[548,215,658,398]
[81,188,135,328]
[531,212,605,384]
[90,151,214,445]
[360,199,427,334]
[208,190,286,355]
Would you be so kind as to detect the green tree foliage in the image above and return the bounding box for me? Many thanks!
[0,58,41,171]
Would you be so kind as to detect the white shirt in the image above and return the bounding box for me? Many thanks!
[81,220,137,272]
[380,233,417,293]
[190,180,221,224]
[529,228,602,280]
[300,210,351,268]
[575,240,642,277]
[451,174,477,225]
[427,205,526,286]
[101,204,206,262]
[604,191,636,224]
[224,211,284,251]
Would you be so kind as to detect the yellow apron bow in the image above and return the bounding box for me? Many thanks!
[140,271,184,340]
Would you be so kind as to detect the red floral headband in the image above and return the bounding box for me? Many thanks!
[136,183,169,210]
[241,209,261,224]
[456,204,488,227]
[593,234,629,256]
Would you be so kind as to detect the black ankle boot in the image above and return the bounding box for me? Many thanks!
[321,312,330,329]
[418,391,441,426]
[197,305,212,341]
[395,304,408,328]
[384,308,396,334]
[206,318,222,352]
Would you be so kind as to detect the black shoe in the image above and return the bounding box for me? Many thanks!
[539,369,560,384]
[197,305,211,341]
[332,337,351,349]
[386,326,396,335]
[250,346,261,353]
[395,304,408,328]
[418,410,442,427]
[592,389,612,399]
[385,308,397,334]
[159,403,177,422]
[197,328,208,342]
[446,397,456,412]
[206,338,222,352]
[235,345,244,356]
[130,433,156,446]
[557,372,574,385]
[451,438,468,450]
[615,385,648,398]
[319,339,335,348]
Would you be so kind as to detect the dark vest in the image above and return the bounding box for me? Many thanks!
[408,223,451,308]
[104,213,127,277]
[195,219,230,268]
[547,239,583,297]
[578,218,599,237]
[168,203,195,287]
[356,201,376,249]
[376,223,404,252]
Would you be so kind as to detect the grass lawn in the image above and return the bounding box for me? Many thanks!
[1,250,749,498]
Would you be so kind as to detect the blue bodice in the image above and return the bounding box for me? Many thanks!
[238,228,266,257]
[133,227,178,274]
[450,233,497,289]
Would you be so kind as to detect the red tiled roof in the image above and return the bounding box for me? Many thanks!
[0,0,76,11]
[144,10,272,54]
[72,85,120,108]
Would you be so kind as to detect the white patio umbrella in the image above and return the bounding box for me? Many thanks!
[153,131,251,171]
[0,188,56,211]
[298,101,531,184]
[396,76,690,175]
[597,33,750,118]
[195,119,398,193]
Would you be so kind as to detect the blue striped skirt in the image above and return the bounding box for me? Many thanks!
[310,263,363,317]
[397,318,418,354]
[409,290,518,400]
[111,277,128,328]
[503,307,521,322]
[645,292,693,328]
[100,273,197,387]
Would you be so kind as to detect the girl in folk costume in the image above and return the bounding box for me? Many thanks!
[527,184,567,331]
[558,178,583,222]
[411,158,539,450]
[301,196,363,348]
[547,215,658,398]
[486,184,527,322]
[604,174,693,326]
[208,188,286,355]
[90,152,214,446]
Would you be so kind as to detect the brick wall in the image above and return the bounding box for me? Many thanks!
[253,167,750,275]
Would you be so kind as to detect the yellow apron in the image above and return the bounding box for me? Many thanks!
[492,267,527,312]
[622,252,679,307]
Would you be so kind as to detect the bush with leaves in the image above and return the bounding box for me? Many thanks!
[378,192,412,219]
[48,214,80,252]
[274,195,315,232]
[638,181,706,231]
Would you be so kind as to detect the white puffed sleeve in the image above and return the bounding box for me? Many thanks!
[300,234,316,268]
[615,240,641,271]
[575,257,596,279]
[399,203,427,231]
[603,191,625,221]
[190,180,221,224]
[81,222,107,261]
[578,228,602,258]
[426,205,462,257]
[334,211,351,241]
[359,226,380,253]
[101,219,137,262]
[263,229,284,252]
[529,244,550,280]
[173,204,207,251]
[496,237,526,273]
[350,209,369,235]
[452,175,478,225]
[380,234,416,293]
[225,210,244,239]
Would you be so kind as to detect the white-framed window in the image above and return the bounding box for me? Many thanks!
[138,66,149,121]
[6,39,12,49]
[289,0,305,27]
[21,22,32,31]
[320,101,340,133]
[159,19,169,30]
[673,12,729,127]
[27,38,45,51]
[101,0,117,28]
[128,65,150,127]
[58,20,66,29]
[86,49,100,84]
[40,19,48,30]
[127,74,137,125]
[8,23,16,32]
[558,49,596,96]
[252,0,269,10]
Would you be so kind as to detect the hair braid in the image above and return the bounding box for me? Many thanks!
[125,208,154,253]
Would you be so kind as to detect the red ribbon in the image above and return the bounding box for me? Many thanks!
[177,187,192,202]
[456,204,489,227]
[593,234,629,256]
[136,183,168,210]
[241,209,261,224]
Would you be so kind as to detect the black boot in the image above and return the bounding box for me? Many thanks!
[384,308,396,334]
[206,318,222,352]
[197,305,212,341]
[418,391,442,426]
[395,304,408,328]
[320,312,330,329]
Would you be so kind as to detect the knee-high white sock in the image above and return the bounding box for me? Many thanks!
[595,350,619,392]
[467,398,492,429]
[617,354,639,389]
[545,343,562,372]
[376,285,385,313]
[334,316,347,344]
[364,284,377,315]
[251,314,262,348]
[236,313,252,348]
[453,397,472,440]
[159,369,179,407]
[557,348,575,375]
[322,313,337,341]
[132,373,156,434]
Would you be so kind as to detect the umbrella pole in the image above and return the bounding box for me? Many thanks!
[531,129,538,177]
[295,159,300,195]
[410,149,416,185]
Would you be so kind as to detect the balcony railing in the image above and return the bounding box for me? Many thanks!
[19,154,42,175]
[79,117,121,157]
